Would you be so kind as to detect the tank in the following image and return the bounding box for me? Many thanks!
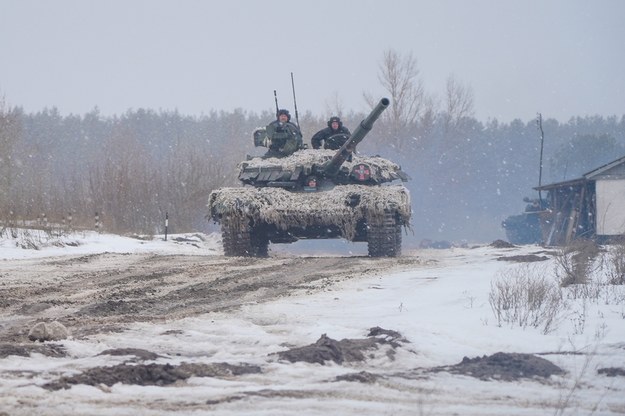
[501,197,544,244]
[208,98,411,257]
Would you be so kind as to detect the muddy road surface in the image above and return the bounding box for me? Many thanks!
[1,253,422,343]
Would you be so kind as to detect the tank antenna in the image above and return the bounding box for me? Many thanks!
[273,90,279,115]
[291,72,300,128]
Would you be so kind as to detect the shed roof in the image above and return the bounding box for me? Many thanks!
[583,155,625,179]
[535,154,625,191]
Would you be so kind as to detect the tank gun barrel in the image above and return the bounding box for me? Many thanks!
[323,98,390,176]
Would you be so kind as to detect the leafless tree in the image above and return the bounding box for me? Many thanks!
[164,138,230,232]
[86,123,160,233]
[365,49,436,150]
[433,74,476,181]
[443,74,475,137]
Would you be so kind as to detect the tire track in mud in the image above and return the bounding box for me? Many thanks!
[0,253,423,341]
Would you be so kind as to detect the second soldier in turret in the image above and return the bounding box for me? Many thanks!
[311,116,351,150]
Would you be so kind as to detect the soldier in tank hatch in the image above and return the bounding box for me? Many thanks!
[311,116,351,150]
[263,109,303,158]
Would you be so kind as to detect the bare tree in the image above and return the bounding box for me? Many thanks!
[434,74,476,177]
[87,123,160,233]
[443,74,475,137]
[165,138,229,231]
[365,49,436,150]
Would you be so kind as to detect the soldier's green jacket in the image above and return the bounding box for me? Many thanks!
[265,120,303,157]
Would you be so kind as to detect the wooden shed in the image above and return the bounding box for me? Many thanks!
[536,156,625,245]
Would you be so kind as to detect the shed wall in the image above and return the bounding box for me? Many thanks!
[596,179,625,235]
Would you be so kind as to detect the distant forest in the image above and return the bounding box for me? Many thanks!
[2,103,624,244]
[2,51,625,244]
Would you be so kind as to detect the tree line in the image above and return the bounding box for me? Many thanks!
[2,50,625,243]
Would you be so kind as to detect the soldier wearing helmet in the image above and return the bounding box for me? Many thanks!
[263,109,303,158]
[311,116,351,150]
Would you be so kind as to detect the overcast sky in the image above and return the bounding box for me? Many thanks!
[1,0,624,122]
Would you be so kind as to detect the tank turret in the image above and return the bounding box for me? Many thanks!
[237,98,404,190]
[208,97,411,258]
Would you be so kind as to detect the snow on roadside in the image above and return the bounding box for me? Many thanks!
[0,230,222,260]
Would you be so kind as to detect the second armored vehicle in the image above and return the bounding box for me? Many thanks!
[502,197,544,244]
[208,98,411,257]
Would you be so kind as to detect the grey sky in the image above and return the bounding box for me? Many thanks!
[1,0,624,122]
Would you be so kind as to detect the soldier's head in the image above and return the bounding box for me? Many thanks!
[327,116,342,130]
[277,109,291,122]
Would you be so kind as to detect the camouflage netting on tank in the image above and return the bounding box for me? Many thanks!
[241,149,406,182]
[208,184,411,240]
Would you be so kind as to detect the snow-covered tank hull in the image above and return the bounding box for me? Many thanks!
[208,98,412,257]
[209,183,410,257]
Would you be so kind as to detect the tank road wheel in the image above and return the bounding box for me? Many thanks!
[367,210,402,257]
[221,216,269,257]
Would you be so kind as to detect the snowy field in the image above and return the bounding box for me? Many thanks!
[0,229,624,415]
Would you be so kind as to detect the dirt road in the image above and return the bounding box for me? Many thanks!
[1,253,423,344]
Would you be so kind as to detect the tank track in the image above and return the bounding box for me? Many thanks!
[367,210,402,257]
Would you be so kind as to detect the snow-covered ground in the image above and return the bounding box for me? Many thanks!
[0,229,624,415]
